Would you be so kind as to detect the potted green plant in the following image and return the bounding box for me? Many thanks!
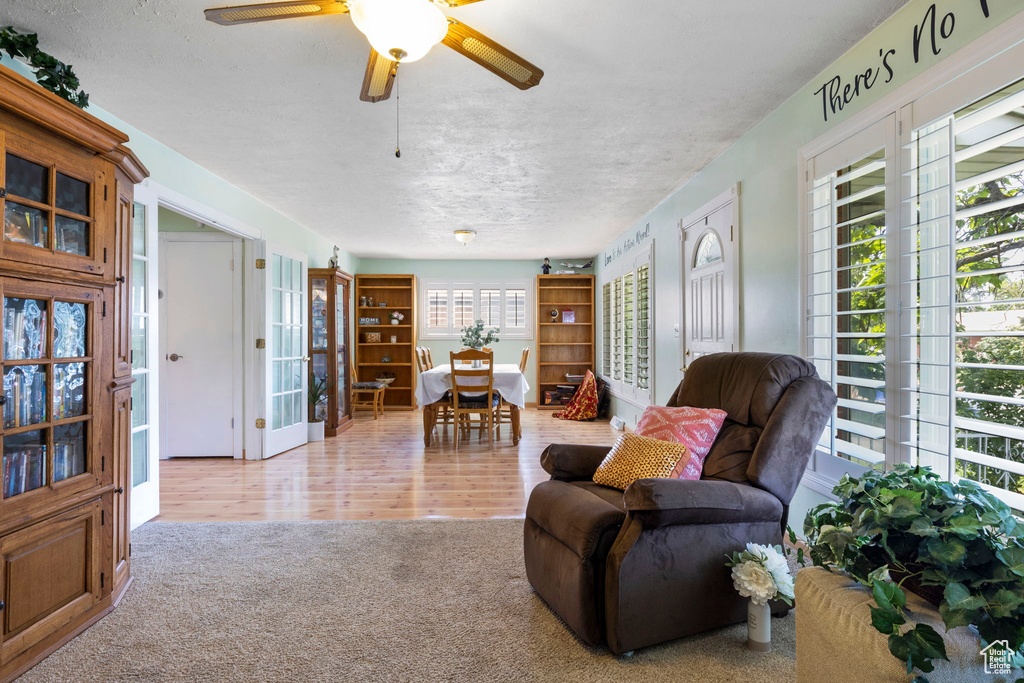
[460,320,500,368]
[307,375,331,442]
[803,464,1024,680]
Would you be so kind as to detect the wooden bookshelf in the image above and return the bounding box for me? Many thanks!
[354,274,417,411]
[536,274,595,409]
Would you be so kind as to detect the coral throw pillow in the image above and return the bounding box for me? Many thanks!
[553,370,598,421]
[592,433,691,491]
[634,406,727,480]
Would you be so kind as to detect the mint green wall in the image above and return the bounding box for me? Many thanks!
[157,207,220,233]
[595,0,1024,526]
[0,56,355,273]
[357,259,595,404]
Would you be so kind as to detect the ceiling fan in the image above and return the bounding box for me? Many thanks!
[204,0,544,103]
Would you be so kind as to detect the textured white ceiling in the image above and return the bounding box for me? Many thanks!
[4,0,908,259]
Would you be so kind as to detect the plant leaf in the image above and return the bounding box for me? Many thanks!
[871,605,906,635]
[996,547,1024,577]
[923,537,967,567]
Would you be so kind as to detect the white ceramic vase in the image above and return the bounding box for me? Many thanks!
[391,319,399,325]
[747,600,771,652]
[307,420,325,442]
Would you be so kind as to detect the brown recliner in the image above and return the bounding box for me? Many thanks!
[523,352,837,654]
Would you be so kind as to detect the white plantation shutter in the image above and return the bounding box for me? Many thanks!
[600,244,654,405]
[805,116,896,481]
[419,280,532,339]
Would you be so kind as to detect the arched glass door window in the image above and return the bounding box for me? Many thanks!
[693,231,723,268]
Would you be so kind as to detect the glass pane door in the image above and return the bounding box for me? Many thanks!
[336,278,349,423]
[265,245,307,456]
[1,281,96,505]
[130,187,159,528]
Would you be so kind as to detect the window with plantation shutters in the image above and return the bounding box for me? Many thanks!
[805,116,895,481]
[420,279,532,339]
[802,40,1024,509]
[600,244,653,405]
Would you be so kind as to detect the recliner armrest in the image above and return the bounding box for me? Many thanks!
[540,443,612,481]
[623,478,784,527]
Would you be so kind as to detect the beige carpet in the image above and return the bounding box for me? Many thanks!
[20,520,796,682]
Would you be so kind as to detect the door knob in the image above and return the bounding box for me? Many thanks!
[168,353,184,362]
[685,350,691,356]
[301,356,311,362]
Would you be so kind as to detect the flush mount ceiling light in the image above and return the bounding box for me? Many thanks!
[204,0,544,102]
[453,229,476,245]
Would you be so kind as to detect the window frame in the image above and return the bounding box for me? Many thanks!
[418,278,533,340]
[600,243,654,407]
[798,23,1024,504]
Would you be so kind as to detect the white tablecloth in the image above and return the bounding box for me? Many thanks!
[415,364,530,409]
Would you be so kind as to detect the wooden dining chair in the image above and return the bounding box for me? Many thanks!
[459,347,492,364]
[414,347,429,373]
[350,352,386,419]
[417,346,452,433]
[497,346,529,439]
[449,348,500,449]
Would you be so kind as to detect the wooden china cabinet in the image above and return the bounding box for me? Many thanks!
[308,268,353,435]
[0,65,147,681]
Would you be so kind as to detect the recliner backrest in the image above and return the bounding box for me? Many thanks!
[666,352,836,504]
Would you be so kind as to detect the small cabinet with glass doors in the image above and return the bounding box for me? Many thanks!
[308,268,353,436]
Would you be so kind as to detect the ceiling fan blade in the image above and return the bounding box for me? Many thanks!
[204,1,349,26]
[442,20,543,90]
[437,0,489,6]
[359,49,398,103]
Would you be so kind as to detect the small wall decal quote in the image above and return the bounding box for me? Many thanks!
[812,1,992,122]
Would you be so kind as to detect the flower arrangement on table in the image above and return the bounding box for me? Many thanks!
[726,543,795,652]
[389,311,405,324]
[460,319,499,349]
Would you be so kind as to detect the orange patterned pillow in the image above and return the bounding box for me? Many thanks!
[592,433,691,491]
[634,406,727,480]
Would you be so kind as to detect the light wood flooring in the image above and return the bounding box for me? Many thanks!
[155,409,618,522]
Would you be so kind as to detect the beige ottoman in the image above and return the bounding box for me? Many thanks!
[796,567,1014,682]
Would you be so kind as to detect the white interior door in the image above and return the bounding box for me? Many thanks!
[160,233,243,458]
[264,245,308,456]
[682,201,738,368]
[130,185,159,528]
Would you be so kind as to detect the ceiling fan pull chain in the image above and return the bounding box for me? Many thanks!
[395,67,401,159]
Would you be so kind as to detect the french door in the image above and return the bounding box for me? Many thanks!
[129,184,159,528]
[264,244,308,456]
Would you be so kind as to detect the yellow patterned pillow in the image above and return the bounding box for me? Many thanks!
[592,433,691,491]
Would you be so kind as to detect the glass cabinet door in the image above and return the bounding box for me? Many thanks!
[1,132,107,276]
[336,278,349,423]
[310,278,329,422]
[1,279,97,506]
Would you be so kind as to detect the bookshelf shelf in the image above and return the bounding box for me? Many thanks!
[354,274,417,411]
[536,274,595,409]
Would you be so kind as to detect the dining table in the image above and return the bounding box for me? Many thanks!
[415,363,530,446]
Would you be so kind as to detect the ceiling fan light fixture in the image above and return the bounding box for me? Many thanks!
[453,229,476,245]
[350,0,449,63]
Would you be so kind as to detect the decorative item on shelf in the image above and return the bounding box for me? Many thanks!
[549,308,559,322]
[378,302,387,307]
[560,260,594,269]
[725,543,795,653]
[803,464,1024,678]
[381,355,391,363]
[375,371,396,386]
[328,245,339,269]
[307,375,332,442]
[367,296,375,307]
[0,27,89,107]
[453,229,476,246]
[358,317,382,325]
[554,270,576,275]
[561,309,575,324]
[364,332,381,343]
[389,335,397,344]
[541,257,551,274]
[360,296,368,307]
[389,311,405,325]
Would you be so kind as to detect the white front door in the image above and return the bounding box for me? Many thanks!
[160,233,243,457]
[682,198,738,369]
[264,245,308,456]
[130,185,159,528]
